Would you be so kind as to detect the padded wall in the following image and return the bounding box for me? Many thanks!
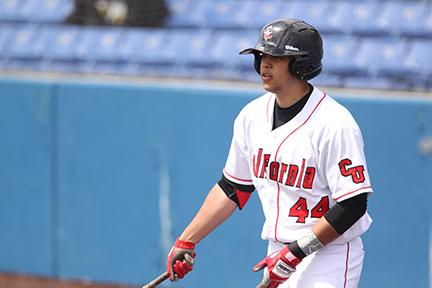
[0,78,430,287]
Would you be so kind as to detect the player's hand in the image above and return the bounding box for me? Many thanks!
[252,246,301,288]
[166,239,196,281]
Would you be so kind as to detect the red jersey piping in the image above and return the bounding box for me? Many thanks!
[334,186,372,201]
[223,169,253,183]
[266,94,274,123]
[344,242,350,288]
[273,93,327,242]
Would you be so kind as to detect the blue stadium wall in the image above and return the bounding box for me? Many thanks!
[0,78,431,288]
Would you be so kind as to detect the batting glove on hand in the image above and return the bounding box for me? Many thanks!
[166,239,196,281]
[253,246,301,288]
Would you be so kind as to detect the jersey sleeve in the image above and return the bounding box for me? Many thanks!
[223,110,254,186]
[320,121,373,202]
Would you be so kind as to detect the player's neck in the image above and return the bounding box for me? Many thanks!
[275,81,310,108]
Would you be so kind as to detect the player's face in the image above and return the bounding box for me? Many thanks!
[260,54,294,93]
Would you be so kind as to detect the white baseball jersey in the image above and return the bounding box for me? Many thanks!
[223,87,373,245]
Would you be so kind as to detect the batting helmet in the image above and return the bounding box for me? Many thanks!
[239,18,323,81]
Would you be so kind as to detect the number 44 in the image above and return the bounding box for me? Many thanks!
[289,196,329,223]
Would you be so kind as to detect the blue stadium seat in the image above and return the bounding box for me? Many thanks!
[26,0,74,23]
[166,0,197,28]
[376,1,429,37]
[0,0,30,22]
[135,29,214,82]
[0,24,17,54]
[205,30,258,80]
[78,27,127,63]
[167,0,242,28]
[40,25,82,61]
[231,0,285,29]
[122,28,173,65]
[424,4,432,38]
[355,38,408,77]
[2,24,44,60]
[39,26,131,74]
[209,30,258,70]
[326,1,384,36]
[322,35,362,76]
[0,24,13,68]
[36,25,95,73]
[198,0,245,29]
[403,40,432,86]
[284,0,332,34]
[164,29,213,67]
[0,24,51,71]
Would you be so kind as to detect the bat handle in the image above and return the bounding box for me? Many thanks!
[141,272,169,288]
[141,253,194,288]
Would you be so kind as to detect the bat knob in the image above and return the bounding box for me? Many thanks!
[184,253,194,266]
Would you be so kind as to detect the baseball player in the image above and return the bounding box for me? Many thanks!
[166,18,373,288]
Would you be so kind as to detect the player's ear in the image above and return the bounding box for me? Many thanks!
[288,56,296,76]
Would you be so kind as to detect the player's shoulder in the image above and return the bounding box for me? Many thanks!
[316,88,359,129]
[236,91,273,121]
[242,91,273,111]
[310,89,364,143]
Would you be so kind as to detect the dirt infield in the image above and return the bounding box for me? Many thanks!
[0,273,129,288]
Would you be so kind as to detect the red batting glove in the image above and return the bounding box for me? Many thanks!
[166,239,196,281]
[252,246,301,288]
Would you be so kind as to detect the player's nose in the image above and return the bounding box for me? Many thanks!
[261,55,273,68]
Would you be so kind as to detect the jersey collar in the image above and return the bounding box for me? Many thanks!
[266,86,326,133]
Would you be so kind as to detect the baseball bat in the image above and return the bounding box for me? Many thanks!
[141,271,169,288]
[141,254,194,288]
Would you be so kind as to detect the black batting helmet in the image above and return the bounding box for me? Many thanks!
[240,18,323,81]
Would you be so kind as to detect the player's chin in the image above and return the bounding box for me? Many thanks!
[262,81,274,92]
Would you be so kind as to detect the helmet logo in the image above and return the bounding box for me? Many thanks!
[263,25,273,41]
